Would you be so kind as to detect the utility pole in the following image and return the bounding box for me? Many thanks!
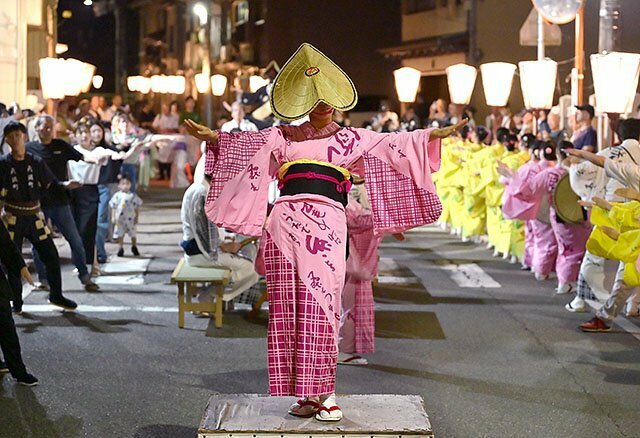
[113,0,127,96]
[597,0,623,149]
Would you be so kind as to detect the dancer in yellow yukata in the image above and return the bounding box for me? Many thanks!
[491,134,531,262]
[436,130,467,235]
[460,126,492,241]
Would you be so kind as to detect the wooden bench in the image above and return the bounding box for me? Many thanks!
[170,258,231,329]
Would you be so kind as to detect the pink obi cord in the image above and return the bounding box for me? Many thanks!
[278,171,352,193]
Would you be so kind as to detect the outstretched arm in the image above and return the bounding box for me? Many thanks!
[185,119,218,143]
[430,119,468,139]
[566,148,605,168]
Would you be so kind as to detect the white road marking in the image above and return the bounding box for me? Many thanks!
[100,258,151,274]
[440,263,501,288]
[377,276,420,284]
[378,257,400,271]
[21,304,178,313]
[95,275,145,285]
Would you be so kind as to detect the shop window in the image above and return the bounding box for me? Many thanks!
[232,1,250,26]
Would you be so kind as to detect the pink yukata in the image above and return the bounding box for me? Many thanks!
[525,165,590,284]
[204,122,441,398]
[339,193,381,355]
[502,159,557,274]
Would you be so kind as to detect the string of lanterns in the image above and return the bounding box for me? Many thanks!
[394,51,640,116]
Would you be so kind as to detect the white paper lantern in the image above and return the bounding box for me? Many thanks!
[168,76,186,94]
[591,52,640,114]
[79,62,97,93]
[92,75,104,89]
[480,62,516,107]
[393,67,421,103]
[151,75,165,93]
[39,58,67,100]
[446,63,477,105]
[62,59,86,96]
[138,77,151,94]
[519,60,558,110]
[195,73,210,93]
[211,74,228,96]
[249,75,269,93]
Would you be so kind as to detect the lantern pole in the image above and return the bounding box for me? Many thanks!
[537,12,545,61]
[574,5,585,105]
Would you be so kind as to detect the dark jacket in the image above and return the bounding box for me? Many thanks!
[0,220,26,299]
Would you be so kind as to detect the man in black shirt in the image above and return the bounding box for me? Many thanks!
[0,220,39,386]
[26,115,99,292]
[0,121,78,312]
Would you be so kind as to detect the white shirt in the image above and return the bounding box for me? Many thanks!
[152,113,180,132]
[569,139,640,202]
[67,145,108,185]
[220,119,258,133]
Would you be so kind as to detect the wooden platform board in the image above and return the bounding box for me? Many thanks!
[198,394,433,438]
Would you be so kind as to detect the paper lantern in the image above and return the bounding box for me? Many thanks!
[591,52,640,114]
[168,76,186,94]
[79,62,97,93]
[39,58,67,99]
[446,63,477,105]
[211,74,228,96]
[519,60,558,110]
[249,75,269,93]
[92,75,104,89]
[393,67,421,103]
[480,62,516,107]
[150,75,165,93]
[195,73,210,93]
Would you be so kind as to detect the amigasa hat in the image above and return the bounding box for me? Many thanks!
[270,43,358,121]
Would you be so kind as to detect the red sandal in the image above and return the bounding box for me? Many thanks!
[288,398,320,417]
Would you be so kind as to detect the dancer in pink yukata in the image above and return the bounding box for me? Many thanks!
[523,142,591,294]
[185,43,464,422]
[500,140,556,275]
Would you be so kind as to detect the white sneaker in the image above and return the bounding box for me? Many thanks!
[492,250,501,257]
[509,255,518,264]
[556,283,576,295]
[565,296,589,313]
[625,306,639,317]
[461,236,470,243]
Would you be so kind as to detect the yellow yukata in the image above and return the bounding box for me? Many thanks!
[461,142,493,238]
[436,137,465,230]
[587,202,640,286]
[477,143,506,243]
[492,150,530,257]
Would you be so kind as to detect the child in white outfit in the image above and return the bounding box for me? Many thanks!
[109,174,143,257]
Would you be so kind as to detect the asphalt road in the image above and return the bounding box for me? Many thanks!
[1,187,638,438]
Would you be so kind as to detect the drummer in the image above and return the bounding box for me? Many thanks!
[522,141,591,296]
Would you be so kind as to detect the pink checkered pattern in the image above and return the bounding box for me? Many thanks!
[264,233,337,398]
[204,130,271,204]
[363,153,442,234]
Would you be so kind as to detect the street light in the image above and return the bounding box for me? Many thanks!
[532,0,584,25]
[193,2,208,26]
[393,67,421,103]
[519,59,558,110]
[211,74,228,96]
[480,62,516,107]
[591,52,640,114]
[445,63,477,105]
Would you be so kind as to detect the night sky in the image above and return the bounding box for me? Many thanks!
[57,0,116,93]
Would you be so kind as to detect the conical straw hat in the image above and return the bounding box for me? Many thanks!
[270,43,358,121]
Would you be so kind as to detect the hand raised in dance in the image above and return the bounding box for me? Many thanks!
[591,196,613,211]
[184,119,218,143]
[430,119,468,139]
[615,187,640,202]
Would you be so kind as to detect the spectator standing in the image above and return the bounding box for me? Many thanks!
[137,100,155,130]
[103,95,123,123]
[0,121,78,312]
[109,175,142,257]
[179,96,202,125]
[571,104,598,151]
[152,103,180,134]
[220,102,258,133]
[0,220,38,386]
[25,115,99,291]
[90,121,122,263]
[400,106,421,132]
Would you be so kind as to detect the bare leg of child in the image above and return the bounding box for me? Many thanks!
[116,238,125,257]
[131,237,139,256]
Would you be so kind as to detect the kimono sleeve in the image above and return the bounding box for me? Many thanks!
[354,128,442,234]
[604,158,640,189]
[204,127,285,236]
